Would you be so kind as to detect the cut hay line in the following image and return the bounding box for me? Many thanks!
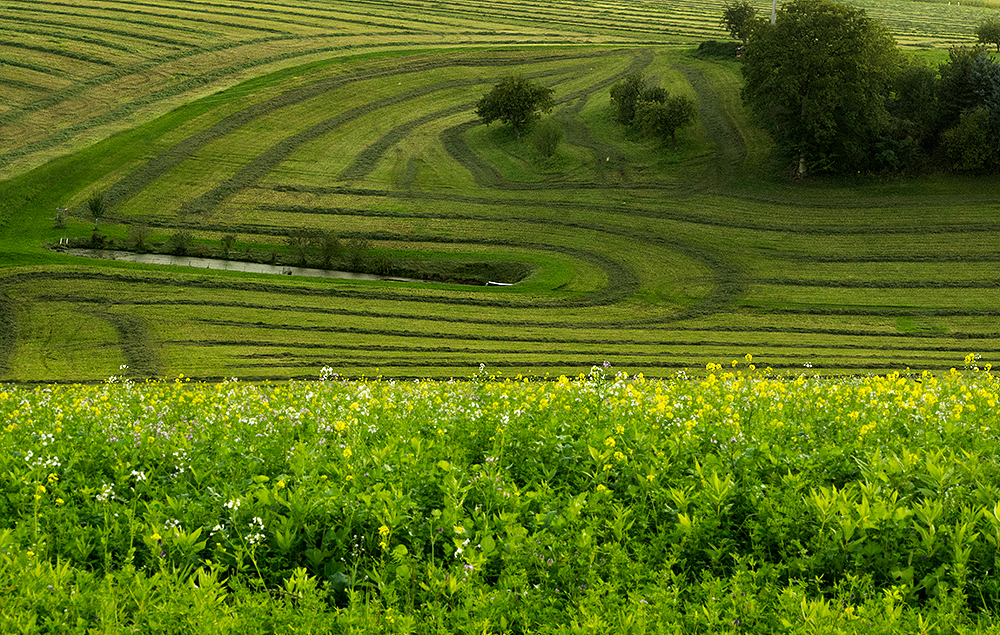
[0,57,70,79]
[0,15,196,49]
[21,0,293,36]
[0,38,117,67]
[144,0,499,33]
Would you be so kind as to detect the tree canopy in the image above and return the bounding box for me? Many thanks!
[721,1,759,45]
[740,0,901,175]
[475,75,554,139]
[635,96,698,150]
[609,73,697,151]
[977,16,1000,52]
[609,73,667,125]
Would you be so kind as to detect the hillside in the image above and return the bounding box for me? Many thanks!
[1,1,1000,382]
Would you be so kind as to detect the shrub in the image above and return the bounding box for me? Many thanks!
[531,118,563,158]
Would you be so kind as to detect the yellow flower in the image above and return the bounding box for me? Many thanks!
[55,498,64,505]
[343,447,352,459]
[379,525,390,538]
[605,437,615,448]
[151,532,161,541]
[454,525,465,534]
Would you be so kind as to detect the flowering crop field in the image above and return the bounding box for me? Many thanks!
[4,361,1000,632]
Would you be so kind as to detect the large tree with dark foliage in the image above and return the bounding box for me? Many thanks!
[476,75,554,139]
[740,0,901,175]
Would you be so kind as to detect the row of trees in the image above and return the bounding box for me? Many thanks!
[728,0,1000,175]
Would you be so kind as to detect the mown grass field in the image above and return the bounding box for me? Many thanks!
[1,0,1000,382]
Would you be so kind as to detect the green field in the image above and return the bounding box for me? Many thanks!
[2,0,1000,382]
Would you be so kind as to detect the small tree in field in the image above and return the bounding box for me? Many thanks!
[722,1,759,45]
[977,16,1000,52]
[635,96,698,150]
[476,75,554,139]
[87,191,109,230]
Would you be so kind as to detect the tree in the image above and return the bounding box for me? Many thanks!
[610,73,666,125]
[635,96,698,150]
[475,75,554,139]
[976,16,1000,52]
[87,191,109,230]
[741,0,902,175]
[721,1,759,45]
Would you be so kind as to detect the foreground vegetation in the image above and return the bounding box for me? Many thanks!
[3,363,1000,632]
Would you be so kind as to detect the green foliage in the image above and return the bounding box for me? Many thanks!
[942,108,999,170]
[976,16,1000,52]
[128,224,151,252]
[167,230,193,256]
[86,191,109,230]
[1,365,1000,630]
[609,72,666,125]
[721,0,760,44]
[741,0,902,175]
[475,75,554,139]
[635,96,698,150]
[530,118,563,157]
[693,40,743,60]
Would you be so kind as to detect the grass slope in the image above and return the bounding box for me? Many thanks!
[1,2,1000,381]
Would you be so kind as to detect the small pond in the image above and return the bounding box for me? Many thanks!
[65,248,420,282]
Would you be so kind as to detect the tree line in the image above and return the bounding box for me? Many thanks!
[726,0,1000,175]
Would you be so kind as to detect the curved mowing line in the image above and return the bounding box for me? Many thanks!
[0,15,198,48]
[0,33,299,148]
[1,25,140,54]
[0,38,117,67]
[153,0,501,33]
[2,236,639,308]
[185,76,497,212]
[0,57,70,78]
[353,0,685,37]
[90,50,601,210]
[273,184,1000,239]
[333,52,626,182]
[756,278,1000,289]
[19,0,293,35]
[159,54,621,213]
[5,2,222,36]
[207,340,1000,357]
